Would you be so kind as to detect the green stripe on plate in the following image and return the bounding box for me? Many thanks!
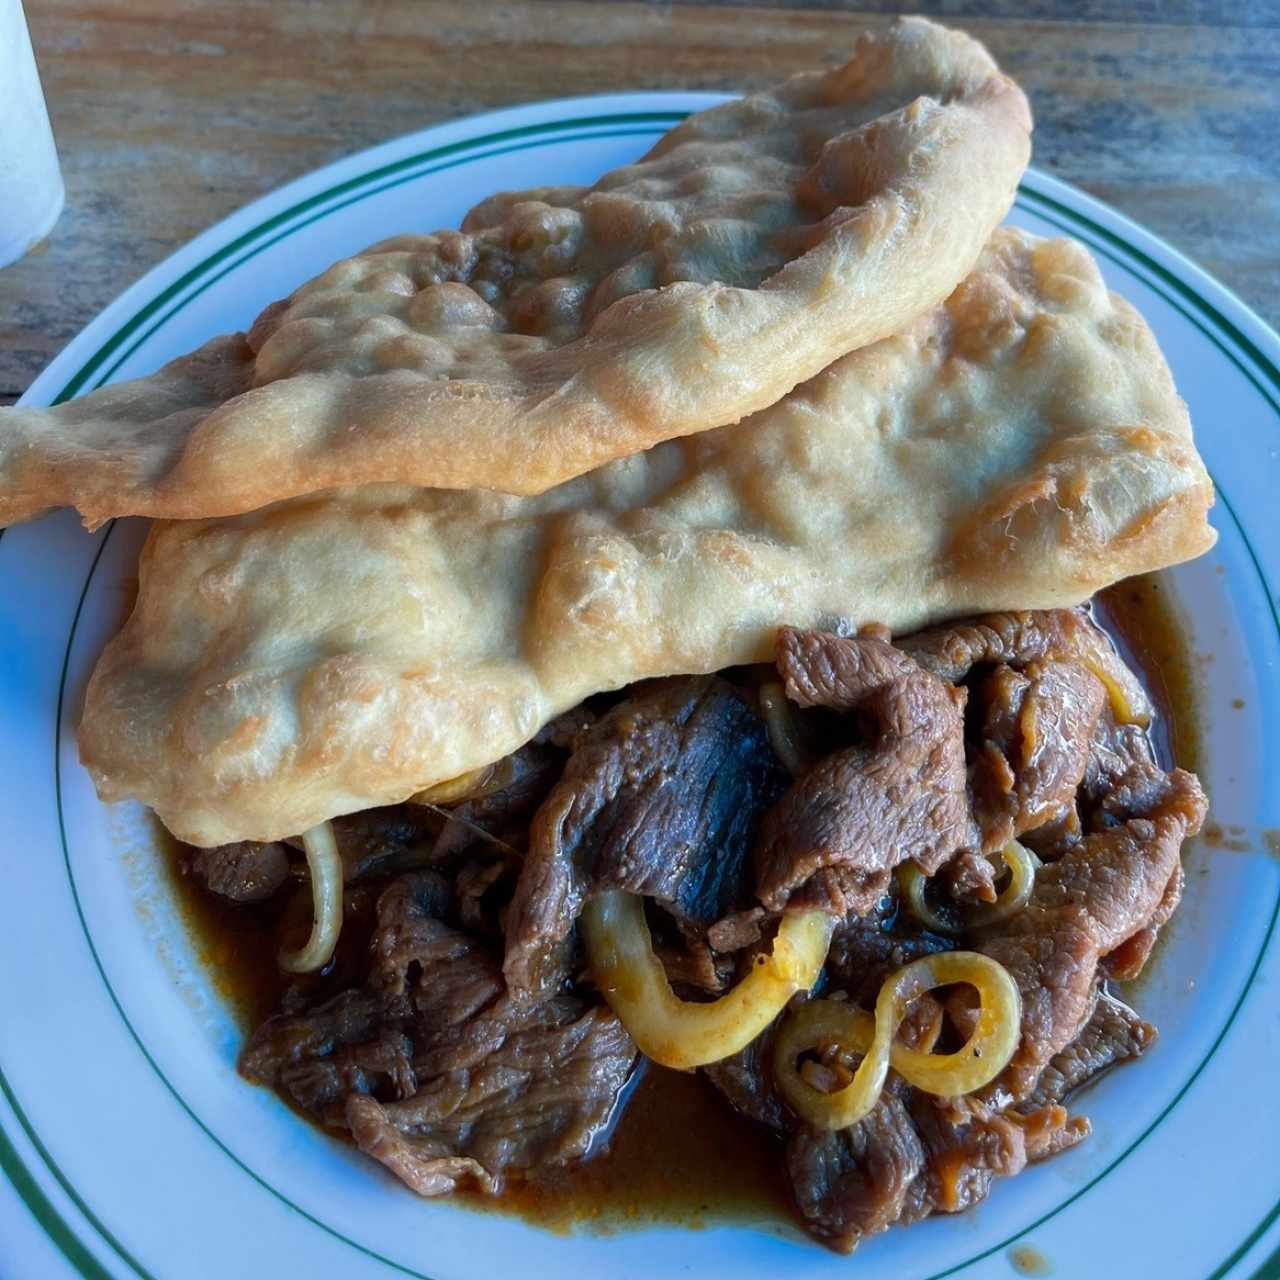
[0,1073,119,1280]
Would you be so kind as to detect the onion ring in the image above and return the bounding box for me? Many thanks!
[774,950,1021,1130]
[583,890,832,1069]
[898,840,1040,935]
[279,821,344,974]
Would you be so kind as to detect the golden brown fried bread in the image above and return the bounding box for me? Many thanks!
[79,230,1215,845]
[1,18,1030,528]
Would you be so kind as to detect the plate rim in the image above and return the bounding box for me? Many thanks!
[2,89,1279,1280]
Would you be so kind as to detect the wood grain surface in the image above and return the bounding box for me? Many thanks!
[2,0,1278,405]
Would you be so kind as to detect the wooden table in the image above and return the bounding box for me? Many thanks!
[3,0,1277,405]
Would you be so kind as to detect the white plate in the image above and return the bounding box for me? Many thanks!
[1,93,1278,1280]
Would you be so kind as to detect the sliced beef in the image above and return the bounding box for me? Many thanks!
[979,768,1205,1100]
[241,869,637,1196]
[504,677,787,999]
[943,849,999,905]
[1102,858,1184,981]
[241,988,385,1088]
[900,608,1150,724]
[455,858,516,938]
[970,660,1106,852]
[1076,705,1175,852]
[703,1022,790,1132]
[786,1086,926,1253]
[754,629,977,917]
[428,738,569,862]
[228,604,1204,1252]
[346,1003,634,1196]
[706,1024,930,1253]
[1020,803,1084,862]
[275,1025,416,1123]
[1021,988,1156,1111]
[706,759,1198,1252]
[824,912,955,1007]
[188,840,289,902]
[654,935,733,994]
[533,706,597,750]
[901,1095,1088,1222]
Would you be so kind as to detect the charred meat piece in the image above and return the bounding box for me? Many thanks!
[754,628,978,916]
[504,676,787,999]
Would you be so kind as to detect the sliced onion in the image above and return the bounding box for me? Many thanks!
[582,891,833,1070]
[409,763,499,806]
[758,683,811,777]
[897,859,955,934]
[279,821,343,974]
[774,951,1021,1130]
[898,840,1040,935]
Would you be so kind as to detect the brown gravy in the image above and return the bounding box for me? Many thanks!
[160,573,1200,1238]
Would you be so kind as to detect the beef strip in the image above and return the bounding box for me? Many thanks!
[978,767,1205,1102]
[707,747,1198,1253]
[754,628,978,917]
[187,840,289,902]
[898,1095,1088,1225]
[503,676,787,999]
[653,935,734,994]
[706,988,1085,1254]
[1079,706,1160,811]
[277,806,437,882]
[455,858,515,938]
[705,1018,932,1253]
[1021,988,1156,1111]
[275,1025,417,1124]
[824,907,955,1007]
[943,850,999,905]
[703,1021,790,1132]
[230,603,1201,1250]
[1020,803,1084,862]
[346,1001,634,1196]
[786,1084,927,1252]
[970,660,1106,853]
[242,869,637,1196]
[241,988,385,1088]
[899,609,1150,724]
[1102,859,1184,981]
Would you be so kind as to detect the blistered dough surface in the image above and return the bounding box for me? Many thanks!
[79,230,1215,845]
[1,17,1030,527]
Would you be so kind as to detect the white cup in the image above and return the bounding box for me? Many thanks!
[0,0,65,267]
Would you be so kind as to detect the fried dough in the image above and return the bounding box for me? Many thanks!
[1,17,1030,528]
[79,230,1215,845]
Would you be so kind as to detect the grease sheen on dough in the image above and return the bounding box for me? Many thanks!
[0,17,1030,528]
[79,231,1215,845]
